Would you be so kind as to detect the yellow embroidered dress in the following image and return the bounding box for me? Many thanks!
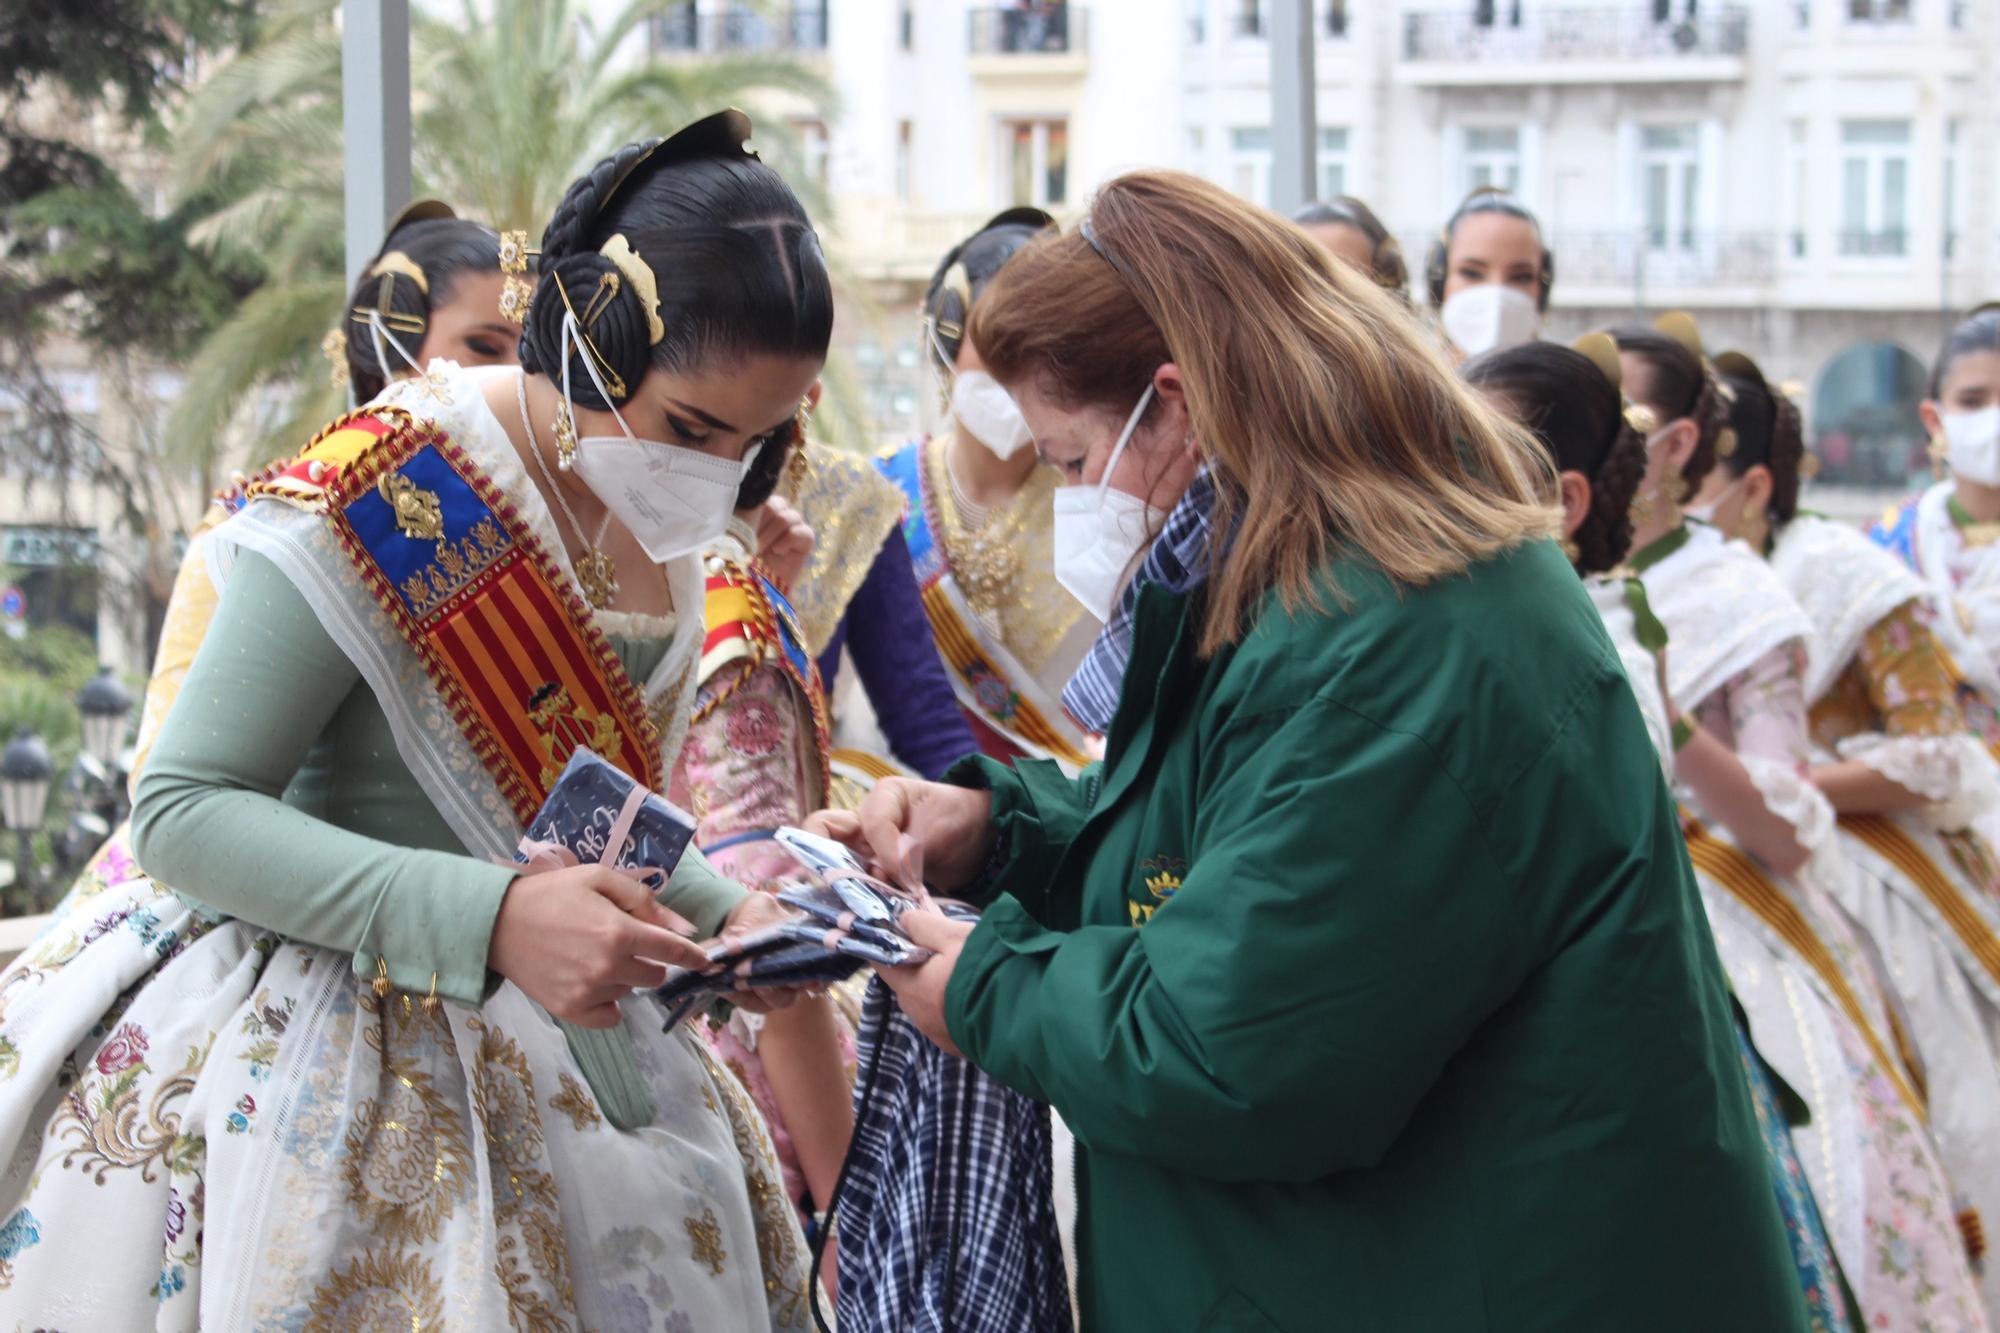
[0,363,810,1329]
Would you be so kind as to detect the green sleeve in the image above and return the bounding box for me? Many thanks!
[946,752,1100,920]
[131,550,517,1007]
[943,696,1532,1183]
[660,843,746,939]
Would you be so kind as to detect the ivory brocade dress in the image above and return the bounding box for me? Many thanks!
[1638,520,1990,1333]
[0,363,812,1330]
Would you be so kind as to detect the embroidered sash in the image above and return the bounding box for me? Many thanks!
[696,555,832,796]
[1841,814,2000,998]
[878,443,1094,771]
[1683,818,1928,1121]
[248,409,663,825]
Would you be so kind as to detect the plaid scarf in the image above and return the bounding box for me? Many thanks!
[1063,468,1220,735]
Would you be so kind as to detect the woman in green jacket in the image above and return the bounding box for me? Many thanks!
[814,171,1809,1331]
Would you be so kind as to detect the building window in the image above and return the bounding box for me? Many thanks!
[1473,0,1524,28]
[898,0,914,49]
[1846,0,1911,20]
[791,118,830,190]
[1229,127,1272,207]
[1002,118,1069,209]
[1188,0,1208,43]
[896,120,913,202]
[1318,127,1350,199]
[1786,120,1809,260]
[1839,119,1910,257]
[1324,0,1349,37]
[1234,0,1263,37]
[1638,125,1700,252]
[1462,126,1521,195]
[1186,125,1207,174]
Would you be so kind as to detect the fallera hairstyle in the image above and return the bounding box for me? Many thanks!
[343,213,504,404]
[1425,190,1555,310]
[1714,354,1807,527]
[1608,326,1726,503]
[517,111,834,510]
[923,207,1056,375]
[968,169,1558,656]
[1290,196,1410,300]
[1931,306,2000,398]
[1462,342,1646,574]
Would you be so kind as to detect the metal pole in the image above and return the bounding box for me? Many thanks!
[1269,0,1317,216]
[341,0,413,291]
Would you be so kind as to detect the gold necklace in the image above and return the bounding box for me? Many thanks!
[932,437,1026,628]
[517,373,619,609]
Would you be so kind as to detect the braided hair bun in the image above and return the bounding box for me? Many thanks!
[518,110,834,416]
[1463,340,1646,573]
[1608,325,1727,502]
[1714,351,1806,526]
[342,205,501,403]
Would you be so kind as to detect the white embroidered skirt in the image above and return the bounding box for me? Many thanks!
[0,841,812,1331]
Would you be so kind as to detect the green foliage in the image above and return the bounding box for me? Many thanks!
[167,0,844,466]
[0,622,100,696]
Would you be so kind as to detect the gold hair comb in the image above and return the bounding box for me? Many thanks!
[600,235,664,345]
[367,250,429,295]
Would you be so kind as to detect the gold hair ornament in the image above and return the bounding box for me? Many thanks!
[498,229,538,326]
[600,235,665,345]
[554,269,629,402]
[787,395,814,491]
[367,250,430,295]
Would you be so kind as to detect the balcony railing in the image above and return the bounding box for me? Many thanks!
[650,7,828,55]
[968,5,1087,55]
[1403,6,1750,62]
[1541,230,1779,289]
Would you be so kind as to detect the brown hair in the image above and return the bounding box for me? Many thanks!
[969,170,1557,655]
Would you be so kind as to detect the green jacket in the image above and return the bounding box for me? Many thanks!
[945,540,1806,1333]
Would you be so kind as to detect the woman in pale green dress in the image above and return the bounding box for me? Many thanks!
[0,113,829,1330]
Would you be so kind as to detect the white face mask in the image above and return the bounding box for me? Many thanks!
[1683,477,1736,527]
[557,309,760,563]
[1945,406,2000,487]
[950,369,1035,460]
[1440,283,1542,359]
[1051,385,1164,621]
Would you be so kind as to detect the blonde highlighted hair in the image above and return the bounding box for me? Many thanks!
[969,170,1558,655]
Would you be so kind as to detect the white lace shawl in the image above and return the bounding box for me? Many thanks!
[208,362,704,858]
[1638,522,1814,715]
[1912,480,2000,701]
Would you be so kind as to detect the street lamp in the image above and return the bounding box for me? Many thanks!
[75,666,134,768]
[1,729,53,835]
[2,728,54,907]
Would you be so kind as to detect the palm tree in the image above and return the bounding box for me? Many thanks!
[166,0,839,464]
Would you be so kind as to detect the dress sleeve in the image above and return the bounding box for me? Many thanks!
[130,550,517,1006]
[673,665,816,891]
[1709,641,1836,853]
[943,698,1531,1183]
[1833,599,1995,830]
[842,528,980,779]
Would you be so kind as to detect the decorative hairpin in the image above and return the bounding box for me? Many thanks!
[498,230,537,326]
[600,235,664,345]
[367,250,429,295]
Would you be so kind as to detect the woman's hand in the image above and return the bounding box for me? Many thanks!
[804,777,997,892]
[752,496,815,590]
[875,909,977,1058]
[489,866,709,1029]
[714,889,806,1015]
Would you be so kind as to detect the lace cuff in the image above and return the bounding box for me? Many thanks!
[1740,753,1837,853]
[1839,733,2000,832]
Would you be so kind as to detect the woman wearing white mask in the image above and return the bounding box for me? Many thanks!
[1872,306,2000,750]
[808,170,1809,1331]
[1620,319,1988,1331]
[1694,351,2000,1323]
[874,208,1102,771]
[0,113,820,1328]
[1426,188,1552,363]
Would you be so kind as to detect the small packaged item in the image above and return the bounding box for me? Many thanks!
[515,748,697,882]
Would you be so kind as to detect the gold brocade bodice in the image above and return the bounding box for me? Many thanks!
[786,446,908,658]
[920,436,1086,683]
